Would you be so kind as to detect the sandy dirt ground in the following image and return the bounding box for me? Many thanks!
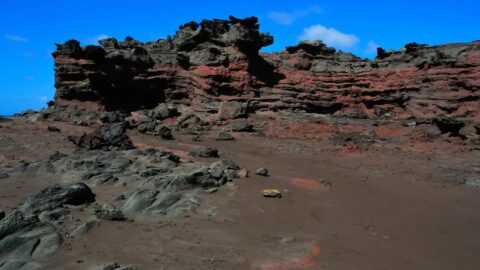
[1,120,479,270]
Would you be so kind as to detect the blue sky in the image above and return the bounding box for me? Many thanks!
[1,0,479,115]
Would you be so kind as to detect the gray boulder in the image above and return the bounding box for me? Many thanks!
[216,132,235,141]
[19,182,95,214]
[218,101,247,120]
[69,123,134,151]
[148,103,177,120]
[225,119,254,132]
[189,146,219,158]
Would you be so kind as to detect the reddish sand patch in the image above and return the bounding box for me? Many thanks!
[375,125,408,138]
[163,116,179,125]
[268,121,333,140]
[252,243,321,270]
[290,178,329,191]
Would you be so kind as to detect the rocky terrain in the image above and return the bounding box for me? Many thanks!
[0,16,479,270]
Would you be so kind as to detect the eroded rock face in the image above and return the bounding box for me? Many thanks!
[48,16,479,136]
[51,16,275,112]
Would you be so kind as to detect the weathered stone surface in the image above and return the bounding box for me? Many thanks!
[49,16,479,134]
[95,204,126,221]
[19,182,95,214]
[189,146,219,158]
[218,101,247,120]
[0,211,62,269]
[225,119,254,132]
[0,211,39,241]
[71,219,98,236]
[148,103,177,120]
[38,208,70,222]
[69,123,134,150]
[216,132,235,141]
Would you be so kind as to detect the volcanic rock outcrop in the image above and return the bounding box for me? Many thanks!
[49,16,479,124]
[0,183,95,269]
[51,16,274,112]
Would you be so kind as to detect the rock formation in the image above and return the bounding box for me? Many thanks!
[48,16,479,123]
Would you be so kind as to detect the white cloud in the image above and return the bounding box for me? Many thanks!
[5,34,28,42]
[24,76,35,81]
[39,96,48,101]
[364,41,380,55]
[268,6,321,25]
[86,34,110,44]
[299,24,359,49]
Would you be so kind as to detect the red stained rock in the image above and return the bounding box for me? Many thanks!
[47,17,479,147]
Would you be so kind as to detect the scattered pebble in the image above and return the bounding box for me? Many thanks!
[262,189,281,198]
[255,167,269,176]
[236,168,249,178]
[280,236,296,244]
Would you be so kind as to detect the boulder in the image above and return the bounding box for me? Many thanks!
[19,182,95,214]
[225,119,254,132]
[216,132,235,141]
[155,125,173,140]
[189,146,219,158]
[148,103,177,120]
[218,101,247,120]
[69,123,134,151]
